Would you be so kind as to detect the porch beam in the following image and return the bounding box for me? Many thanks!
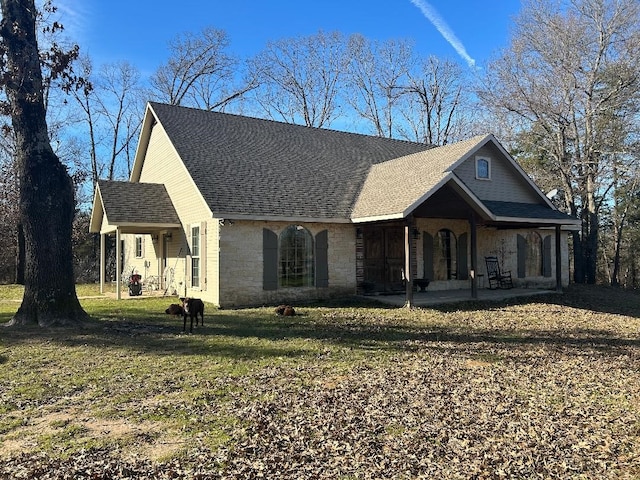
[99,233,105,294]
[555,225,562,292]
[404,221,414,308]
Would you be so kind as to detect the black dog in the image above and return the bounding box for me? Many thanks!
[180,297,204,332]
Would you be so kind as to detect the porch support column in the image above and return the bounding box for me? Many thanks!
[470,215,478,299]
[404,220,414,308]
[99,233,106,294]
[555,224,562,292]
[116,228,121,300]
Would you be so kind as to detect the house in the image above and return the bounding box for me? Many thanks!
[89,102,580,307]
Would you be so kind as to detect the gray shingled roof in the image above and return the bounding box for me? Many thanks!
[484,200,576,222]
[98,180,180,226]
[149,102,433,220]
[138,103,578,226]
[352,135,489,220]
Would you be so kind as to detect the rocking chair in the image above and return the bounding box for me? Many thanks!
[485,256,513,290]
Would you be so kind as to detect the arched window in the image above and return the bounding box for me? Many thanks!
[475,156,491,180]
[525,232,542,276]
[435,229,457,280]
[279,225,314,287]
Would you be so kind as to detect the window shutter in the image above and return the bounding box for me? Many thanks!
[457,233,468,280]
[517,234,526,278]
[543,235,552,277]
[186,224,191,289]
[263,228,278,290]
[315,229,329,288]
[422,232,434,280]
[200,221,207,291]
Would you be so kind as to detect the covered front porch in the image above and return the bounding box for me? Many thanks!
[89,180,183,300]
[354,179,580,308]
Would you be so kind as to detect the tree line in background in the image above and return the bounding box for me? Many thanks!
[1,0,639,290]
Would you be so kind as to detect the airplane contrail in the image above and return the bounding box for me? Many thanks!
[409,0,476,68]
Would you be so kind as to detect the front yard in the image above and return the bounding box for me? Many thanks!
[0,285,638,478]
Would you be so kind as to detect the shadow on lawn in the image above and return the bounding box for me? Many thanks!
[1,309,638,362]
[1,285,638,360]
[429,283,640,319]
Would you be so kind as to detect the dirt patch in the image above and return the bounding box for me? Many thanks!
[0,408,179,461]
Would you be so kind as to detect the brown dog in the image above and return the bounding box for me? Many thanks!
[180,297,204,332]
[165,304,184,316]
[275,304,296,316]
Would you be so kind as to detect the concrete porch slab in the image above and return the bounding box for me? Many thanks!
[362,288,560,307]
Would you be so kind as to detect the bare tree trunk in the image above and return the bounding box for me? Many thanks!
[15,223,24,284]
[610,210,627,287]
[585,210,599,284]
[1,0,87,326]
[572,230,585,284]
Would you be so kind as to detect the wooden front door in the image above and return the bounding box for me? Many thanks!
[363,226,404,292]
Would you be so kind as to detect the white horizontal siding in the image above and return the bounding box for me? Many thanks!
[134,123,219,304]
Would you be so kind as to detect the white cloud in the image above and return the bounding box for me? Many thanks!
[409,0,476,68]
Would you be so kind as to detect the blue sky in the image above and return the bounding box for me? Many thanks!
[60,0,521,77]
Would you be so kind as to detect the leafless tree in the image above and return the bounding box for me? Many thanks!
[150,27,252,111]
[72,57,144,189]
[345,36,472,145]
[345,35,414,138]
[478,0,640,284]
[401,56,469,146]
[0,0,87,325]
[248,30,348,127]
[0,144,19,283]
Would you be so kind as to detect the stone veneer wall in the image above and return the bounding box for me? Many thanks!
[415,218,570,290]
[217,220,357,308]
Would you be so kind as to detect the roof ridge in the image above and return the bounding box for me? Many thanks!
[148,101,436,149]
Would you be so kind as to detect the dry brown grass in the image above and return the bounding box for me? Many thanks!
[0,284,639,478]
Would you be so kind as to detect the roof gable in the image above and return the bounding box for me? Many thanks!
[123,102,576,226]
[89,180,181,233]
[452,137,554,206]
[351,135,490,221]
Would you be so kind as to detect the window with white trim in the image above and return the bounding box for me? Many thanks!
[435,229,457,280]
[135,236,143,258]
[525,232,543,276]
[475,156,491,180]
[279,225,314,287]
[191,226,200,288]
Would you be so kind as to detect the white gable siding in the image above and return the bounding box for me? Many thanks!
[137,123,220,304]
[99,213,116,234]
[120,233,154,281]
[453,144,540,203]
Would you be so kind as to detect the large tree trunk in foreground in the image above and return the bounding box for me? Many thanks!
[1,0,87,326]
